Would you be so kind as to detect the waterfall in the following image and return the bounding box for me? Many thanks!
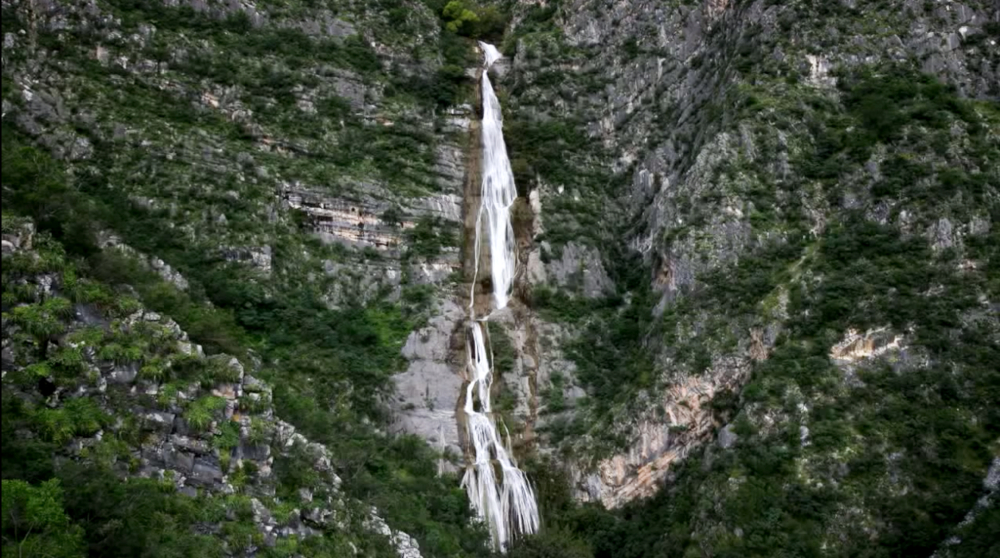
[473,41,518,311]
[460,42,539,552]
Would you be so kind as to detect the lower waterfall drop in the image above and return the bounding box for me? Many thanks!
[460,42,539,552]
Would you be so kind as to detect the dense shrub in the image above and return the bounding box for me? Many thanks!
[1,479,85,557]
[433,0,509,40]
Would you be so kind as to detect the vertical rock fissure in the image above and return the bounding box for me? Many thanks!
[457,42,540,552]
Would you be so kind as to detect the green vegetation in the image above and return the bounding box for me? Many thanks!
[405,216,460,259]
[443,1,481,34]
[530,242,656,452]
[534,211,996,558]
[185,395,228,432]
[431,0,508,40]
[503,530,593,558]
[2,126,490,556]
[6,0,491,552]
[505,114,618,248]
[2,479,85,558]
[105,1,383,76]
[4,0,998,555]
[488,321,516,376]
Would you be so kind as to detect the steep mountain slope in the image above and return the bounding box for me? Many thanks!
[2,217,423,557]
[2,0,999,557]
[2,0,491,556]
[498,0,999,557]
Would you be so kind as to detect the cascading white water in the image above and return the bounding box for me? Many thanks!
[460,42,539,552]
[473,42,518,311]
[462,322,540,551]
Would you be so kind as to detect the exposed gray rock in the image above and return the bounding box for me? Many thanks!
[545,241,614,298]
[171,435,212,455]
[986,458,1000,491]
[150,257,189,290]
[329,70,367,109]
[237,440,271,462]
[391,300,464,463]
[97,234,191,291]
[108,363,138,384]
[242,373,268,393]
[929,217,958,251]
[169,450,196,474]
[717,424,738,449]
[74,304,107,326]
[251,498,273,524]
[968,215,991,236]
[220,245,273,274]
[367,511,423,558]
[298,488,314,503]
[189,458,224,487]
[144,411,176,432]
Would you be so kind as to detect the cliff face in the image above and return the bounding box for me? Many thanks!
[494,0,998,555]
[2,0,999,557]
[501,0,1000,509]
[2,0,488,556]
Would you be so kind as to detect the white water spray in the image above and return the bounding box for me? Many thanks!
[461,43,539,552]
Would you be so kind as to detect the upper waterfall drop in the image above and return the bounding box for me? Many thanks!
[476,41,518,311]
[481,42,503,67]
[460,43,539,552]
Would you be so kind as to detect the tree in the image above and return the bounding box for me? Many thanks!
[1,479,85,558]
[474,5,507,40]
[442,0,479,34]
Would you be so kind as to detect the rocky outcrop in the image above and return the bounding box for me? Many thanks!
[829,327,906,364]
[577,356,752,508]
[541,241,614,298]
[932,457,1000,557]
[282,185,412,250]
[391,299,466,468]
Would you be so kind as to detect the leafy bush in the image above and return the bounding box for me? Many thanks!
[7,297,73,357]
[1,479,85,557]
[1,124,101,256]
[33,398,108,444]
[437,0,508,40]
[56,463,224,557]
[405,216,458,259]
[185,396,227,432]
[443,0,480,34]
